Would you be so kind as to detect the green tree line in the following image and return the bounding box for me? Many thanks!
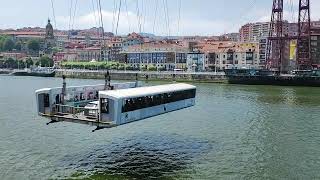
[0,56,53,69]
[0,35,40,52]
[61,61,166,71]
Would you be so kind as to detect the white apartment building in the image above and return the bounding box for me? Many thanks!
[240,21,300,42]
[187,52,205,72]
[240,22,270,42]
[204,43,261,70]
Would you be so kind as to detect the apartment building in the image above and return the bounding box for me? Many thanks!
[123,42,188,71]
[239,22,269,42]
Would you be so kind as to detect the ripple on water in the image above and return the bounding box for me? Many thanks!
[58,134,213,180]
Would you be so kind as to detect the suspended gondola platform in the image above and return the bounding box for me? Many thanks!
[36,76,196,130]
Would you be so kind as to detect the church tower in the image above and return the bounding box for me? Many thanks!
[44,19,55,54]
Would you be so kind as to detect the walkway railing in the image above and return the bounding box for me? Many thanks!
[53,104,84,114]
[53,104,98,119]
[55,69,226,76]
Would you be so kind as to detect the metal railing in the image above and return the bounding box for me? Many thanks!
[56,68,226,75]
[53,104,85,115]
[53,104,99,119]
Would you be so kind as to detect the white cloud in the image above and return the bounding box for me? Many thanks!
[56,10,140,35]
[56,9,236,36]
[257,1,320,24]
[55,1,320,36]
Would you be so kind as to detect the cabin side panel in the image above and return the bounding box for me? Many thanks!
[100,98,116,123]
[118,98,195,125]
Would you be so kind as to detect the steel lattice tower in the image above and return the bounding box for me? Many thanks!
[297,0,311,69]
[266,0,284,71]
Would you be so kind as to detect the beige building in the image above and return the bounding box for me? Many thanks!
[197,41,260,70]
[123,42,188,71]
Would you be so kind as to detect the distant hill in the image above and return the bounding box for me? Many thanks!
[138,33,156,38]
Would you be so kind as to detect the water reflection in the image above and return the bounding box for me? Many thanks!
[228,85,320,107]
[1,77,320,179]
[62,134,212,179]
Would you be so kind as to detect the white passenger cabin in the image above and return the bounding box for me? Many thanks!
[35,82,137,116]
[99,83,196,125]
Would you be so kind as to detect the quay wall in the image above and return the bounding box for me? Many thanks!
[55,70,320,86]
[0,69,12,74]
[227,75,320,87]
[4,68,319,86]
[55,70,228,83]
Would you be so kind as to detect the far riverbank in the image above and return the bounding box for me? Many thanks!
[54,69,228,83]
[2,69,320,86]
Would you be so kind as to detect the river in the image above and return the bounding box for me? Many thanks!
[0,76,319,179]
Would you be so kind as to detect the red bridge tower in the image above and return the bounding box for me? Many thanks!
[266,0,284,71]
[297,0,311,69]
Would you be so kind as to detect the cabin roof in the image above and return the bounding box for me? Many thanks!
[100,83,196,99]
[35,82,137,94]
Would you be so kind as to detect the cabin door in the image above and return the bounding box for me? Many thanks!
[99,98,112,122]
[38,93,50,114]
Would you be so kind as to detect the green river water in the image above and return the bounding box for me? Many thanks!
[0,76,319,179]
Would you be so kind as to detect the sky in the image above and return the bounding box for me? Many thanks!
[0,0,319,36]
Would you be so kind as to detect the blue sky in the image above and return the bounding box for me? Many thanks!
[0,0,319,35]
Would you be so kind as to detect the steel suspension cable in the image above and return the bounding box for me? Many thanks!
[152,0,159,34]
[225,0,257,34]
[98,0,105,43]
[136,0,142,33]
[124,0,131,32]
[177,0,181,36]
[71,0,78,30]
[115,0,122,35]
[50,0,57,29]
[91,0,99,27]
[112,0,117,34]
[68,0,74,37]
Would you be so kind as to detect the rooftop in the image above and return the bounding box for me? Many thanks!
[0,31,45,36]
[100,83,196,99]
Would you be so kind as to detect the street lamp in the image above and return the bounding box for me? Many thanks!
[215,55,217,75]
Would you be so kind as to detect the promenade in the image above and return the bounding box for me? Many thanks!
[54,69,228,83]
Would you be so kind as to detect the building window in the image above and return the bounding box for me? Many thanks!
[311,41,317,46]
[311,36,318,41]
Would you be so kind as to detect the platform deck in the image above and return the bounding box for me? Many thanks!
[42,113,116,128]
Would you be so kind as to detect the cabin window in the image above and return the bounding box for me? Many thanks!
[122,89,196,113]
[100,98,109,114]
[80,93,85,100]
[55,94,60,104]
[44,94,50,107]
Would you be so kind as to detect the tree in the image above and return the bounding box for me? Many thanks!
[52,47,60,54]
[26,58,34,68]
[140,64,147,71]
[3,38,15,51]
[147,64,157,71]
[27,39,40,52]
[117,64,125,70]
[17,60,26,69]
[0,39,4,51]
[0,40,3,51]
[14,41,22,51]
[0,60,4,68]
[39,56,54,67]
[5,58,18,69]
[0,35,8,51]
[158,66,167,71]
